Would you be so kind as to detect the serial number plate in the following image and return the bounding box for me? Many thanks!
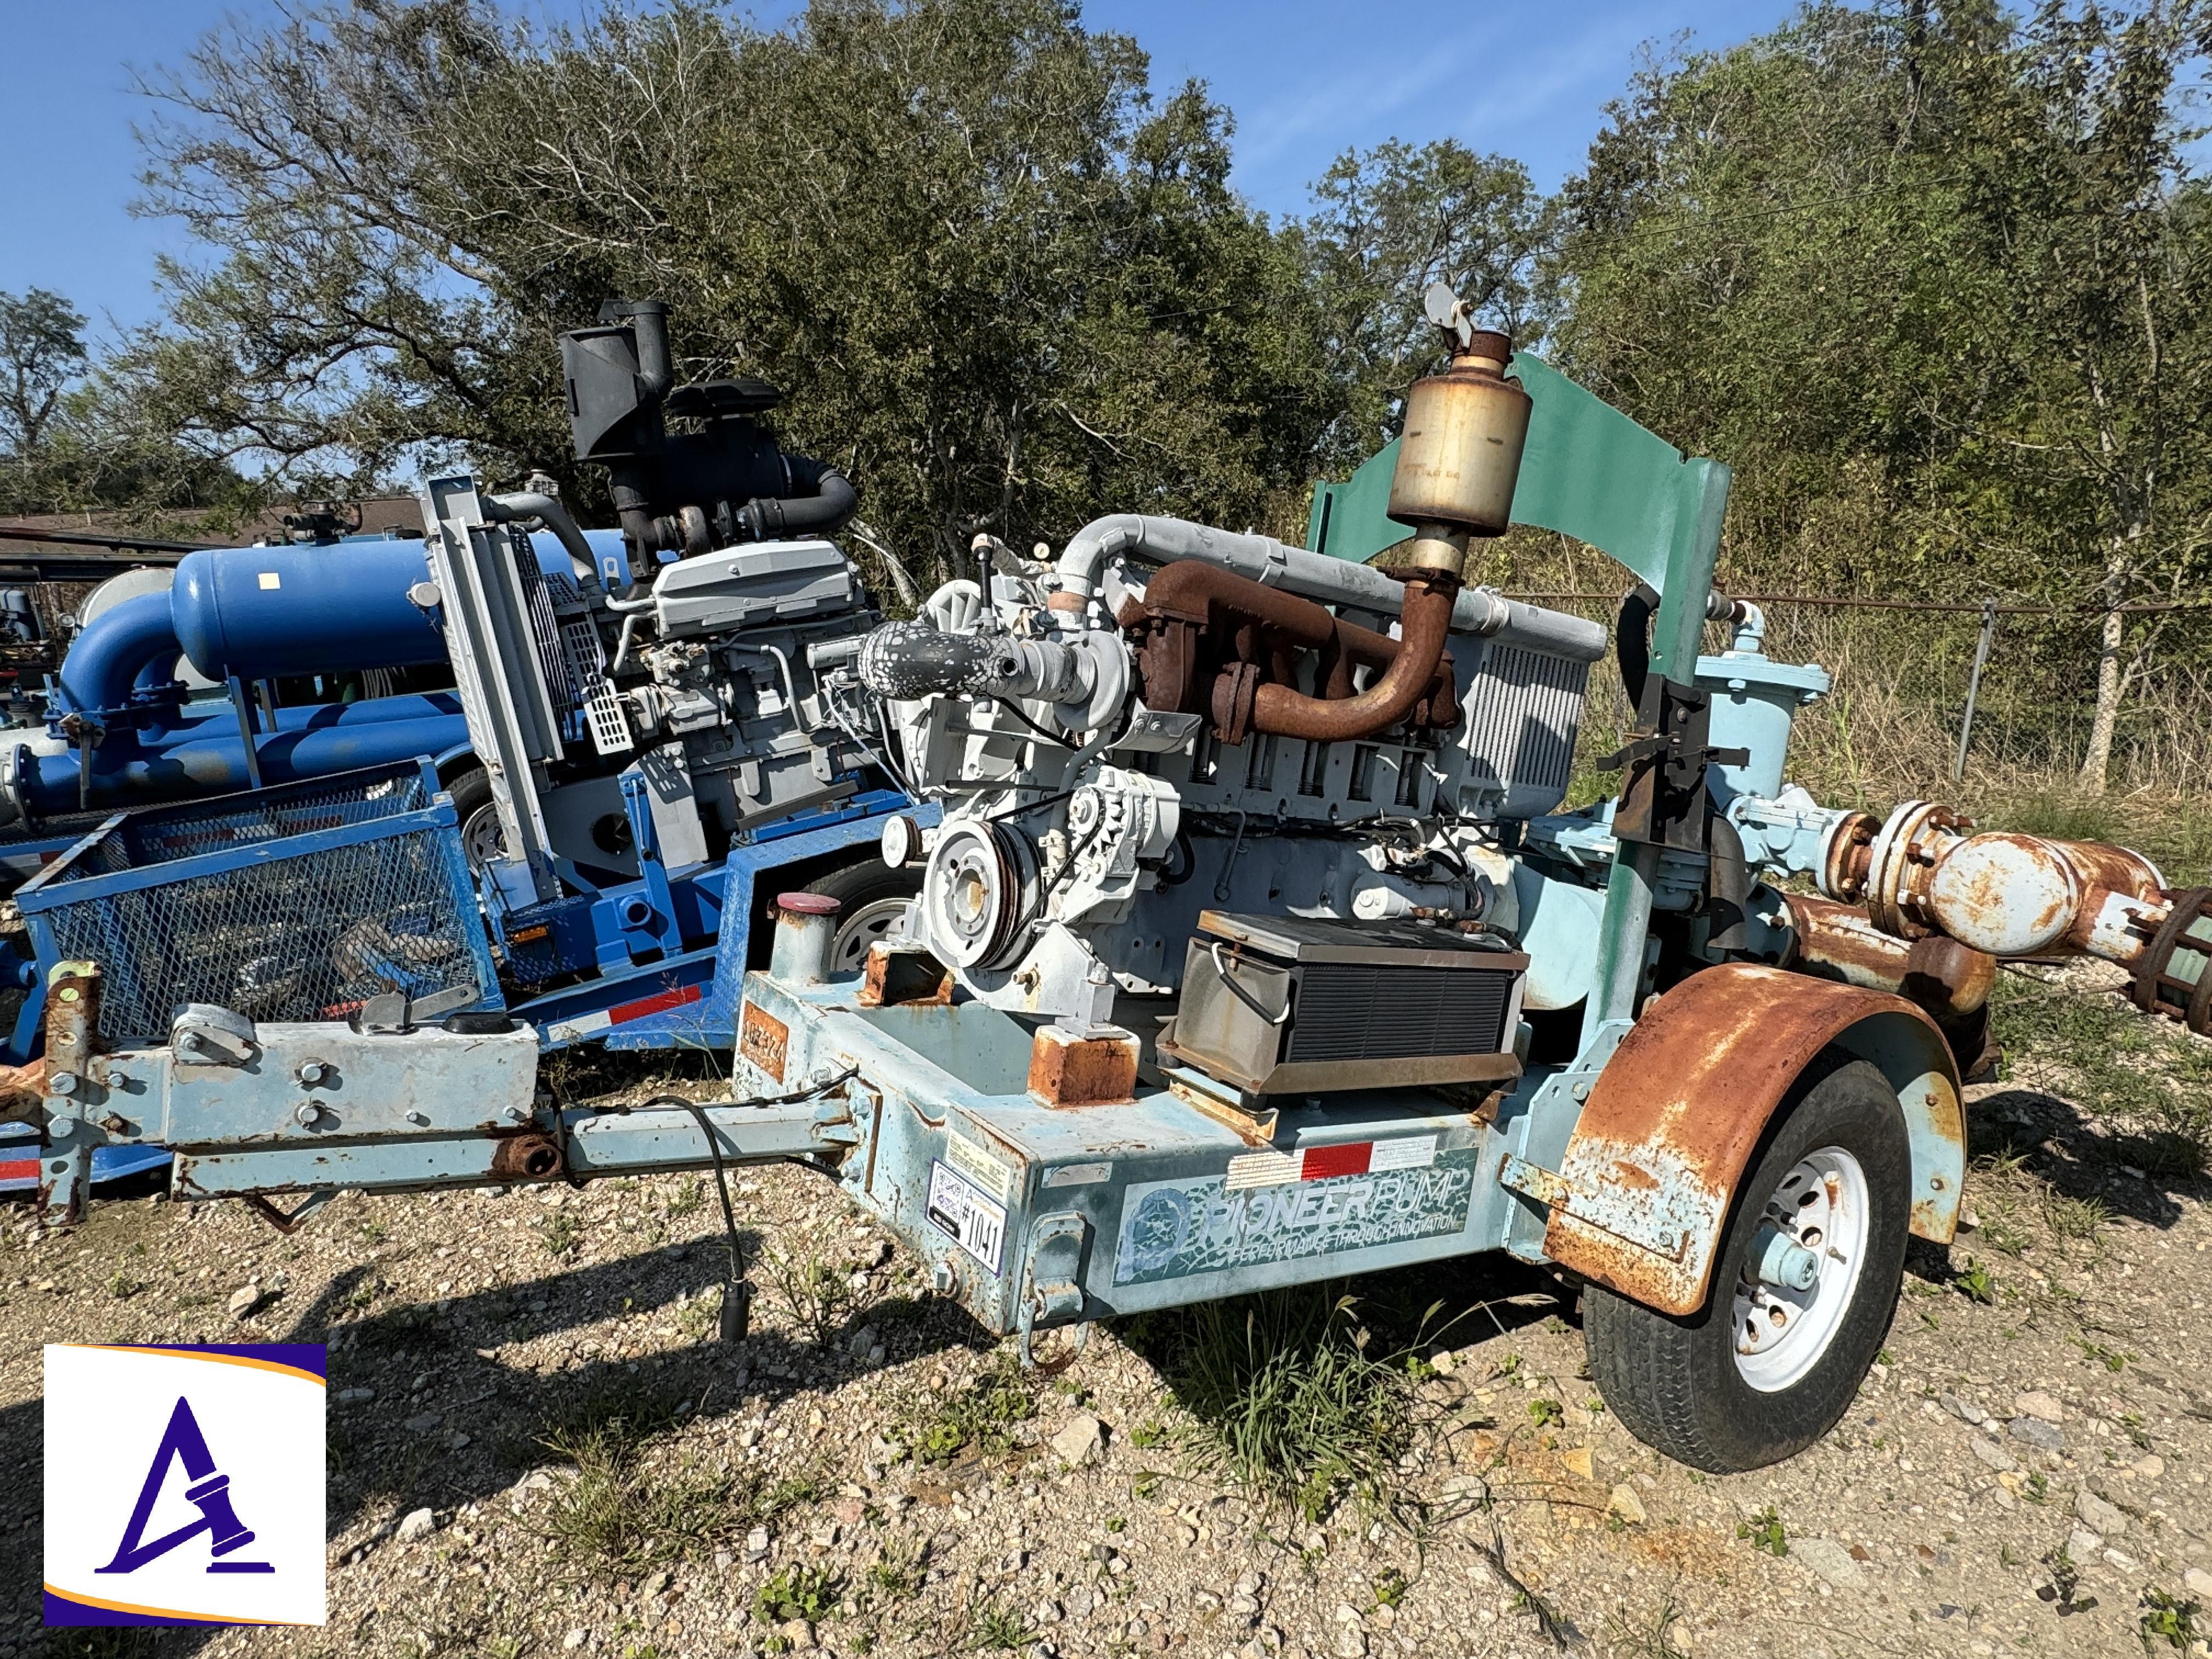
[926,1160,1007,1277]
[737,1001,788,1082]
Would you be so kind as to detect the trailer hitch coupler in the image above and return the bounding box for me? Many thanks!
[770,891,843,985]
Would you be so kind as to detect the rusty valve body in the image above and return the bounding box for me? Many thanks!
[1822,797,2212,1034]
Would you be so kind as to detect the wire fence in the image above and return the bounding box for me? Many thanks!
[1497,586,2212,805]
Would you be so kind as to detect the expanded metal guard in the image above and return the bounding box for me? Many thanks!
[18,761,500,1043]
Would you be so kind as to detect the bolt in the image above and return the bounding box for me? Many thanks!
[48,1116,71,1139]
[1570,1079,1589,1102]
[294,1102,322,1127]
[500,1105,528,1125]
[296,1060,328,1087]
[930,1262,956,1295]
[405,1110,430,1127]
[49,1073,77,1097]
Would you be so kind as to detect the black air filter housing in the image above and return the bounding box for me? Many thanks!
[1157,911,1527,1097]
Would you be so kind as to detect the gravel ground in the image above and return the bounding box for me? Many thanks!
[2,1054,2208,1659]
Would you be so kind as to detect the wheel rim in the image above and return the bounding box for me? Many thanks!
[460,802,507,871]
[1731,1144,1871,1393]
[831,897,910,974]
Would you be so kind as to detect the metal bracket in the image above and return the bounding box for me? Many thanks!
[1015,1211,1090,1366]
[1598,675,1748,851]
[242,1188,339,1235]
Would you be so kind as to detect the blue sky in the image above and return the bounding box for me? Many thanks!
[1,1,1800,342]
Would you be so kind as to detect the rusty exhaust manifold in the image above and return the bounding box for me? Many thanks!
[1120,561,1462,747]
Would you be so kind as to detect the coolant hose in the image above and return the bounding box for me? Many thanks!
[1617,582,1658,708]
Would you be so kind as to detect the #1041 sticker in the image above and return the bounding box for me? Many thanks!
[925,1160,1006,1276]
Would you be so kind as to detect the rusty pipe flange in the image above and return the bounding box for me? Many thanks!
[1863,800,1971,939]
[1816,810,1878,902]
[2131,886,2212,1035]
[489,1129,565,1183]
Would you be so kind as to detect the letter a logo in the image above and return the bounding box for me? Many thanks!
[97,1396,272,1575]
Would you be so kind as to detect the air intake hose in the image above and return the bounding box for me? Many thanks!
[737,454,859,540]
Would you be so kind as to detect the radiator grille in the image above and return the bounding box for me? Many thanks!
[1460,645,1589,816]
[1284,962,1513,1063]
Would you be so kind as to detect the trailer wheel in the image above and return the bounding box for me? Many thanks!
[1584,1054,1911,1472]
[445,768,505,872]
[800,860,923,975]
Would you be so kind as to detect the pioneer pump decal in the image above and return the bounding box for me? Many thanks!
[1112,1143,1477,1286]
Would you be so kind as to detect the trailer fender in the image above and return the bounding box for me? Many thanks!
[1542,963,1963,1316]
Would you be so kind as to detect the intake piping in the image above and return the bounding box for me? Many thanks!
[737,455,859,541]
[484,492,598,583]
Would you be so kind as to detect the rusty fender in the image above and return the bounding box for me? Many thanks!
[1543,963,1963,1317]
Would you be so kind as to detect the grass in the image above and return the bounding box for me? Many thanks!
[538,1210,583,1259]
[1990,972,2212,1175]
[533,1375,814,1576]
[1125,1284,1436,1522]
[967,1601,1033,1651]
[2140,1589,2202,1651]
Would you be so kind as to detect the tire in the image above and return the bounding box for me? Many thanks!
[799,859,923,977]
[445,767,505,873]
[1584,1053,1911,1472]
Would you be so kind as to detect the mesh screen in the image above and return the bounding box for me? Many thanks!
[118,770,432,867]
[42,827,480,1042]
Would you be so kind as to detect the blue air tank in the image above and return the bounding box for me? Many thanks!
[170,538,442,681]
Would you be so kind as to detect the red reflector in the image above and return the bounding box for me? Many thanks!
[1300,1142,1372,1181]
[608,983,706,1025]
[0,1158,40,1181]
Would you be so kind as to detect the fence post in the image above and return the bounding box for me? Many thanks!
[1953,597,1999,785]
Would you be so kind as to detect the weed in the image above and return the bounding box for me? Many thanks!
[1126,1285,1435,1522]
[867,1542,925,1599]
[106,1271,142,1300]
[360,1216,390,1246]
[1105,1516,1126,1533]
[1132,1471,1162,1500]
[2044,1193,2108,1245]
[667,1177,706,1219]
[2001,1544,2022,1567]
[755,1564,843,1627]
[540,1427,741,1575]
[2120,1413,2153,1449]
[2074,1338,2132,1372]
[894,1358,1037,1464]
[1955,1259,1997,1305]
[760,1237,855,1342]
[968,1600,1032,1651]
[1129,1418,1166,1449]
[2140,1588,2202,1650]
[1602,1592,1684,1659]
[538,1211,582,1259]
[1528,1397,1564,1429]
[1372,1568,1409,1609]
[1738,1506,1788,1557]
[2024,1472,2049,1504]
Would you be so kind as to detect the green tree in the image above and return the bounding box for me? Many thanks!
[127,0,1340,578]
[1295,139,1548,472]
[1549,0,2212,789]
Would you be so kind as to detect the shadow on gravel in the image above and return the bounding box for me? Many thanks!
[1967,1087,2203,1229]
[1,1217,997,1659]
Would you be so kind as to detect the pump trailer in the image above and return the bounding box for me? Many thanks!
[9,286,2207,1471]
